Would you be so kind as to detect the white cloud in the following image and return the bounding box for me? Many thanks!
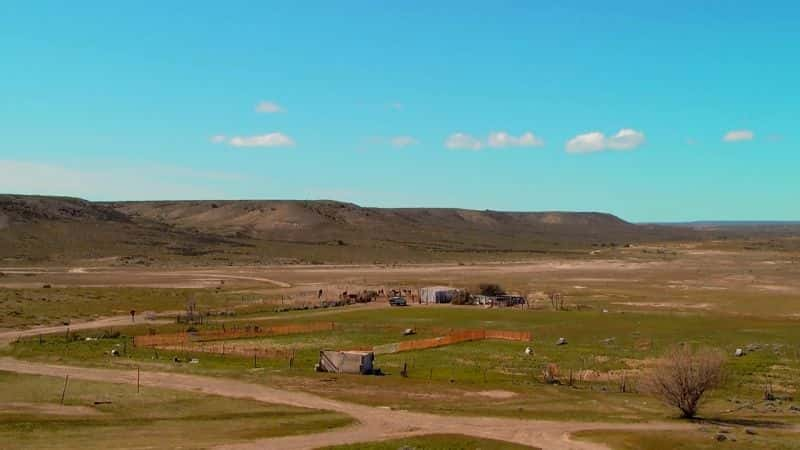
[723,129,754,142]
[255,101,284,113]
[607,128,646,150]
[390,136,418,148]
[228,133,295,148]
[565,129,645,153]
[445,133,482,150]
[488,131,544,148]
[210,135,227,144]
[565,131,607,153]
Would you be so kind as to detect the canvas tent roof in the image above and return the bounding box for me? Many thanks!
[318,350,374,374]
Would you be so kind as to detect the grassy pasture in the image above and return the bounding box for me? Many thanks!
[0,370,352,450]
[574,429,800,450]
[0,286,278,329]
[320,434,538,449]
[6,305,800,424]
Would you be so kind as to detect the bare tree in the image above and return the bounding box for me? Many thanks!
[642,346,726,418]
[479,283,505,296]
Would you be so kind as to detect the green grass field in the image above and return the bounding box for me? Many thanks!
[574,429,800,450]
[0,370,352,450]
[320,434,539,450]
[6,305,800,425]
[0,286,279,329]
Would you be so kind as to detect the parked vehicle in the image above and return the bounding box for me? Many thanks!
[389,296,407,307]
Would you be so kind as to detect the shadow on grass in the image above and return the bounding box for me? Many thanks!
[692,417,790,429]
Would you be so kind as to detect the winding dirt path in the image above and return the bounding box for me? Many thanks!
[0,358,695,450]
[189,272,292,288]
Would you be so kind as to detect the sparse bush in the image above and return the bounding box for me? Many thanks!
[101,329,121,339]
[641,345,726,418]
[479,283,505,296]
[543,363,560,384]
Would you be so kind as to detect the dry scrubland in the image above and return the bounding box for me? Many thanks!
[2,228,800,447]
[0,242,800,448]
[0,195,702,266]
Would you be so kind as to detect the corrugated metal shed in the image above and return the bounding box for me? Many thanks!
[419,286,461,304]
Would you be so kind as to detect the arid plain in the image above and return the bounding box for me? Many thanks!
[2,196,800,449]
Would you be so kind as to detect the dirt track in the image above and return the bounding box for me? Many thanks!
[0,357,696,450]
[0,314,173,346]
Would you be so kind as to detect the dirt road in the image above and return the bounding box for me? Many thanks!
[0,358,695,450]
[0,266,293,289]
[0,314,173,347]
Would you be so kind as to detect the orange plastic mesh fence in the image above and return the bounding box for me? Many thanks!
[197,321,335,341]
[133,321,335,348]
[484,329,532,341]
[133,333,190,347]
[384,329,530,354]
[155,343,296,359]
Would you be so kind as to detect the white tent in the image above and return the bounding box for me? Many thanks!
[318,350,374,374]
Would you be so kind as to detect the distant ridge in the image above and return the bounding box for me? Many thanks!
[1,194,699,264]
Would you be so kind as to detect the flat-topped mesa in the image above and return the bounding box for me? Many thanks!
[0,194,699,264]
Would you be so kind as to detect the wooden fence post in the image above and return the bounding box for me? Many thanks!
[60,375,69,405]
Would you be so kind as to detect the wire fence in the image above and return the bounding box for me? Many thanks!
[133,321,335,348]
[374,329,532,355]
[153,342,296,360]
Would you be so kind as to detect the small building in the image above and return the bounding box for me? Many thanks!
[317,350,375,374]
[419,286,461,304]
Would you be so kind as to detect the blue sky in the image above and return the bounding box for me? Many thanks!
[1,1,798,222]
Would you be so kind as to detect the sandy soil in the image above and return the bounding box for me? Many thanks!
[0,357,696,450]
[467,390,518,399]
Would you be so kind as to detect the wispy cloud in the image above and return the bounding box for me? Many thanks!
[255,101,285,113]
[607,129,646,150]
[723,129,754,142]
[565,129,645,153]
[210,135,227,144]
[488,131,544,148]
[228,133,295,148]
[446,131,545,150]
[388,102,403,111]
[390,136,418,148]
[445,133,483,150]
